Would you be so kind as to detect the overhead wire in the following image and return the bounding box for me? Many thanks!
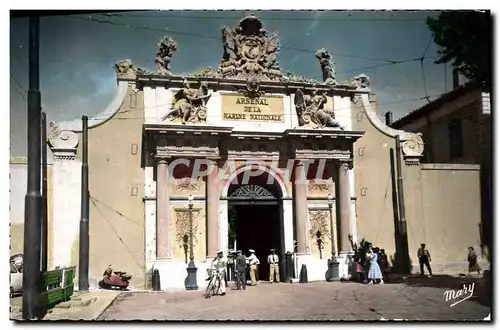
[69,15,436,65]
[419,36,434,103]
[90,195,143,228]
[101,12,429,23]
[90,197,145,270]
[10,74,27,101]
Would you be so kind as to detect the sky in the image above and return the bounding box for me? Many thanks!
[9,10,457,157]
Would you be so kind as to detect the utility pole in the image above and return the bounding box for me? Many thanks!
[22,16,42,320]
[79,115,90,291]
[41,111,48,272]
[395,135,411,274]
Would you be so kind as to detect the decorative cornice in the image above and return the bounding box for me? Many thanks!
[132,75,365,97]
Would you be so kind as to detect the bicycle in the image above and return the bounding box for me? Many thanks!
[204,269,225,299]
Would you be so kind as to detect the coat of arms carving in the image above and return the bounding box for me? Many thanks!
[219,14,283,81]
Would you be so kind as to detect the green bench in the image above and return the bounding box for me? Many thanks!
[39,266,76,309]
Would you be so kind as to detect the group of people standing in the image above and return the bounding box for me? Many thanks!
[352,241,482,284]
[354,245,390,285]
[208,248,281,296]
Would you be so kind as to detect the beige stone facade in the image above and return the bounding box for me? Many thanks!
[12,15,485,290]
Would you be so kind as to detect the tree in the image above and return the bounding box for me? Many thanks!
[427,11,492,88]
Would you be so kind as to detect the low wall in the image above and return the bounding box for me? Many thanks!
[418,163,484,269]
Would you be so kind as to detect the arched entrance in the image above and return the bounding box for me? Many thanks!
[222,166,288,282]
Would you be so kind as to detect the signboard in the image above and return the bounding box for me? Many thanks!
[221,94,285,123]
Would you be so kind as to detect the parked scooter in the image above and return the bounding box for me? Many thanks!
[98,265,132,291]
[10,253,24,297]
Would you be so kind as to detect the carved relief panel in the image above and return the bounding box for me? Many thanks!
[171,206,206,261]
[307,179,334,197]
[169,177,205,198]
[308,208,334,259]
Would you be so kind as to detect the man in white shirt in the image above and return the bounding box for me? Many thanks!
[267,249,280,283]
[246,249,260,286]
[210,249,227,295]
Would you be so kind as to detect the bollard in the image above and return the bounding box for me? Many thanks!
[152,269,161,291]
[299,264,308,284]
[326,258,340,282]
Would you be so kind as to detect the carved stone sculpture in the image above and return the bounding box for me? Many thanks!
[47,122,79,160]
[354,74,370,90]
[401,132,425,157]
[219,14,283,81]
[294,89,344,130]
[114,59,137,78]
[238,76,264,98]
[156,36,178,75]
[190,67,219,78]
[161,80,211,124]
[315,48,337,85]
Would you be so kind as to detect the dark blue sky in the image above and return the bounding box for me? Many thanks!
[10,10,456,157]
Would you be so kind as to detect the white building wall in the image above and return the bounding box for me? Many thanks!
[10,163,28,225]
[51,159,81,270]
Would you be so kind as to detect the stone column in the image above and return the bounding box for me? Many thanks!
[156,159,171,259]
[206,161,220,259]
[293,161,308,255]
[336,161,352,253]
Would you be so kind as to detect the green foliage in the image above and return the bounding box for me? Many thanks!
[427,11,491,87]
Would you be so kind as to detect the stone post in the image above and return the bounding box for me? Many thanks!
[156,158,171,259]
[293,160,308,255]
[206,160,220,259]
[336,161,352,253]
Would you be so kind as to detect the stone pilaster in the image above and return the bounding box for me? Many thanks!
[335,161,352,253]
[206,161,220,259]
[293,160,308,255]
[156,159,171,259]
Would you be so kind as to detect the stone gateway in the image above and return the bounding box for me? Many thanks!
[41,14,483,291]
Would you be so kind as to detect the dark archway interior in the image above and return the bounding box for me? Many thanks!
[227,171,283,282]
[231,204,281,281]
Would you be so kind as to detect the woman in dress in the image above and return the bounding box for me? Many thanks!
[367,246,384,285]
[467,247,481,276]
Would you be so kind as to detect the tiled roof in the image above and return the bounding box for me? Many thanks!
[390,81,482,129]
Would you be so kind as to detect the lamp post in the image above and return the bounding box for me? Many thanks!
[185,194,198,290]
[327,194,339,282]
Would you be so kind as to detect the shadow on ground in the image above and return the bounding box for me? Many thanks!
[386,275,491,308]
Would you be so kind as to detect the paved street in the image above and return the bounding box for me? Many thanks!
[99,280,490,321]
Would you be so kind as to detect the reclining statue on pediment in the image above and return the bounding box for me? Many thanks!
[294,89,344,130]
[162,80,211,124]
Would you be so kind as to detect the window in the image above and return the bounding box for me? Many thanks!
[448,118,463,160]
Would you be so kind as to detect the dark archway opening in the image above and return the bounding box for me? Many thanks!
[227,171,283,282]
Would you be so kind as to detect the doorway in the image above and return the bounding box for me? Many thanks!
[228,202,282,282]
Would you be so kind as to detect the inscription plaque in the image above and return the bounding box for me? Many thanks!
[221,94,285,123]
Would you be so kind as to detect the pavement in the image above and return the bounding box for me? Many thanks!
[99,278,491,321]
[10,274,490,321]
[10,290,120,321]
